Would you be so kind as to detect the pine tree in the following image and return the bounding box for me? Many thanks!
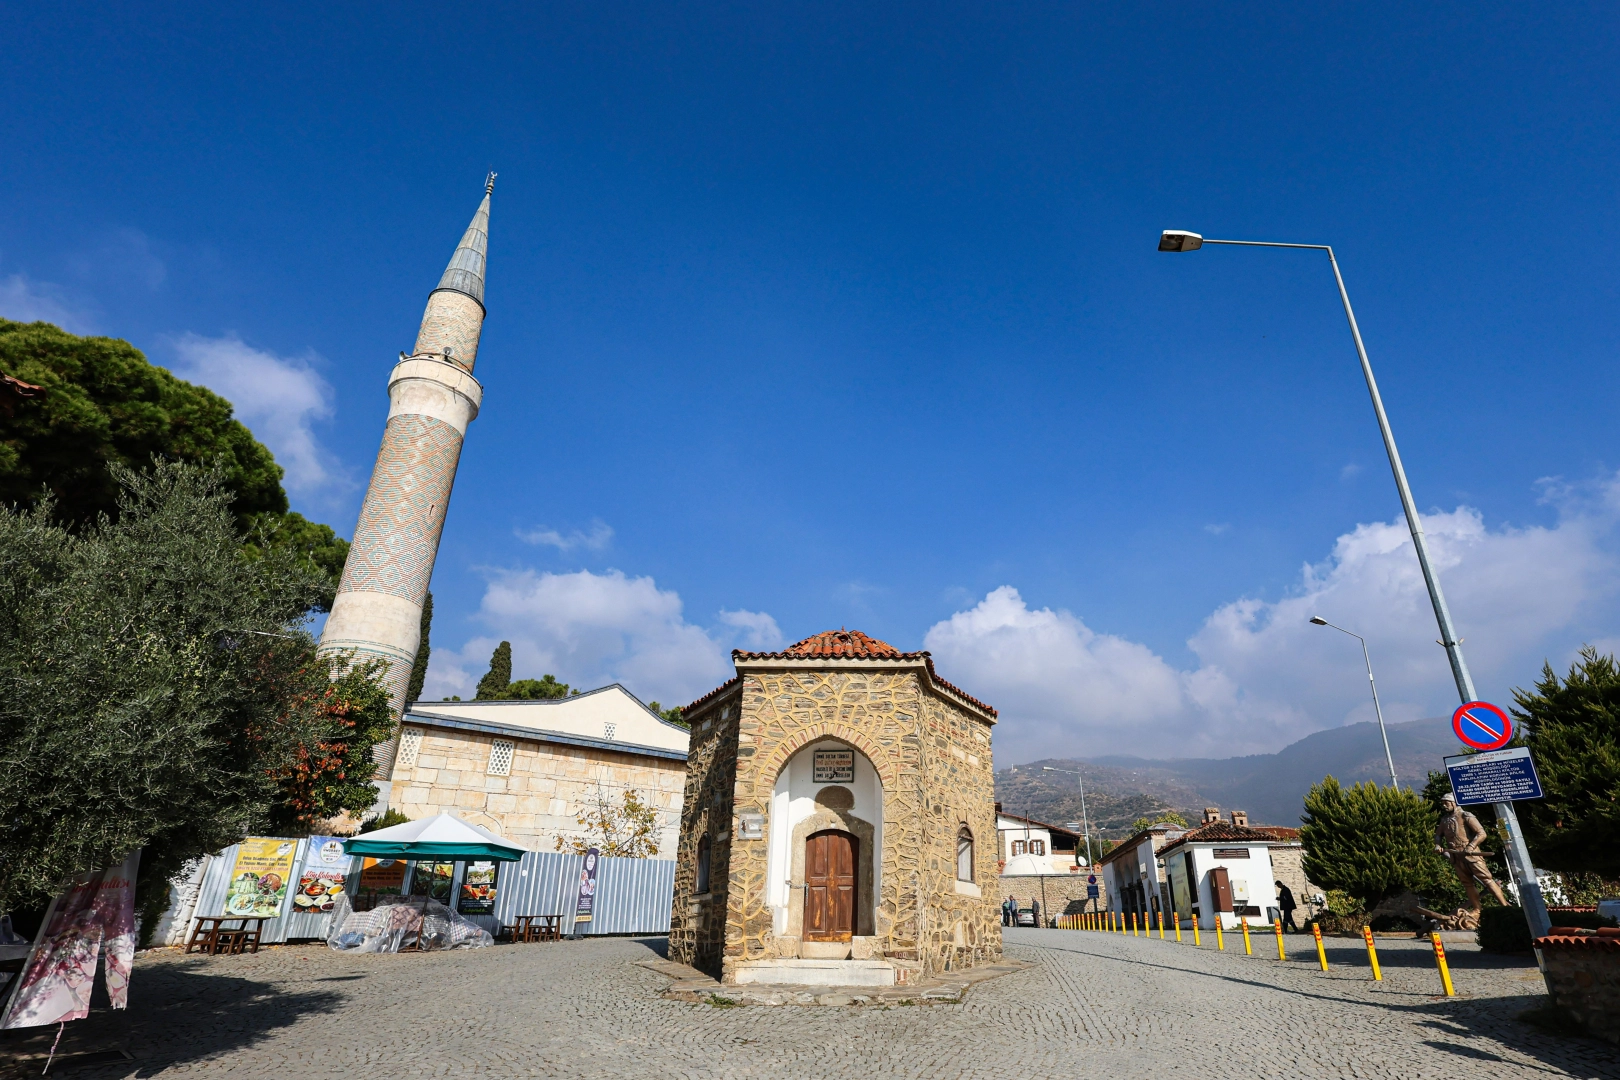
[507,674,572,700]
[1512,647,1620,877]
[474,640,512,700]
[406,592,432,703]
[1300,776,1462,908]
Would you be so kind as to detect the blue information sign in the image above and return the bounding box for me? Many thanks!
[1444,747,1543,806]
[1087,885,1100,898]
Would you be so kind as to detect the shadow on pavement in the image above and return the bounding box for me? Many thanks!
[0,962,346,1079]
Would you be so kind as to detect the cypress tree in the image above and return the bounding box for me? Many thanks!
[406,592,432,703]
[474,640,512,700]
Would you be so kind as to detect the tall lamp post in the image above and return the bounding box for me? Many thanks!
[1309,616,1399,790]
[1159,229,1550,939]
[1041,766,1095,868]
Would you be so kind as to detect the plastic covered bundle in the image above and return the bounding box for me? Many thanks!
[326,894,494,953]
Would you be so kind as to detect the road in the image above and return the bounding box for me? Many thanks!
[1,927,1614,1078]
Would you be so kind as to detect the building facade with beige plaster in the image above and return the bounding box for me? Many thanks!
[669,630,1002,987]
[386,685,689,854]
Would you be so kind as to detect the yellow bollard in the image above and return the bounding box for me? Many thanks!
[1241,918,1253,955]
[1274,919,1286,960]
[1430,932,1456,996]
[1174,915,1182,943]
[1362,926,1382,981]
[1192,917,1201,946]
[1215,918,1224,950]
[1131,912,1139,936]
[1313,923,1329,971]
[1158,909,1165,939]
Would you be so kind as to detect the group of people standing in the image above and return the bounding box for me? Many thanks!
[1001,896,1039,926]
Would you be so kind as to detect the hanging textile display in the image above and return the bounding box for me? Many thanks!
[0,851,141,1029]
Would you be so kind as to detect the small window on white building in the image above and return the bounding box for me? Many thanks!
[604,722,617,740]
[1030,839,1046,856]
[486,738,515,777]
[1011,840,1027,856]
[957,828,975,882]
[396,727,424,769]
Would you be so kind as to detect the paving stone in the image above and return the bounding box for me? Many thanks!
[0,928,1615,1079]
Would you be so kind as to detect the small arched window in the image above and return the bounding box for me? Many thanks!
[956,827,975,882]
[695,834,712,895]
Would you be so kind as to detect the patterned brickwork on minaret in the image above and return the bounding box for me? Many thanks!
[318,175,495,780]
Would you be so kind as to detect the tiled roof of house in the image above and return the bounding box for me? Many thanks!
[1157,820,1295,855]
[682,629,998,718]
[737,628,912,661]
[681,677,741,718]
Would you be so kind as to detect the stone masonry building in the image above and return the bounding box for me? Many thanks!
[386,685,689,853]
[669,630,1001,987]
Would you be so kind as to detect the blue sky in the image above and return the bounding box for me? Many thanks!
[5,4,1619,764]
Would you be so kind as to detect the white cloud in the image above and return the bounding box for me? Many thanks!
[169,333,349,502]
[928,476,1620,764]
[515,520,614,551]
[1203,523,1231,535]
[0,272,94,332]
[718,609,785,650]
[1340,463,1363,481]
[424,568,774,706]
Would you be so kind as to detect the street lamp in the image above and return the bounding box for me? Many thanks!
[1160,229,1551,939]
[1040,766,1095,868]
[1309,616,1398,789]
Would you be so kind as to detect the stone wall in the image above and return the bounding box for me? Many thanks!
[1268,845,1319,914]
[389,723,687,853]
[669,665,1001,983]
[998,873,1109,921]
[669,685,742,976]
[1537,935,1620,1045]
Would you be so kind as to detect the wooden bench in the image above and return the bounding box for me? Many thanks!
[186,916,270,955]
[508,914,562,942]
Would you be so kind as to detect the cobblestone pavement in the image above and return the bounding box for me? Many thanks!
[3,927,1616,1079]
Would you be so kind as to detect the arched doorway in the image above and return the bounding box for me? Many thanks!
[804,829,858,942]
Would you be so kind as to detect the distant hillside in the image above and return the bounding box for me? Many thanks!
[995,717,1460,835]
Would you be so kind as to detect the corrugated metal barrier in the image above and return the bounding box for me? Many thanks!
[187,840,674,942]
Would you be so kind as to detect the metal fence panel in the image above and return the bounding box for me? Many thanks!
[190,843,675,942]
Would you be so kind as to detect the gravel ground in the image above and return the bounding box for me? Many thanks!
[1,926,1615,1079]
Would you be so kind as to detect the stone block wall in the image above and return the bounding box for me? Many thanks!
[1537,935,1620,1045]
[389,724,687,853]
[669,684,742,976]
[1268,845,1320,914]
[998,873,1110,921]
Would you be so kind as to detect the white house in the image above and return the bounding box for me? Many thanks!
[1097,823,1186,928]
[996,809,1086,872]
[1160,816,1284,930]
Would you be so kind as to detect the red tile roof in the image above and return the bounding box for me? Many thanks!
[683,628,998,718]
[681,677,740,718]
[737,628,911,661]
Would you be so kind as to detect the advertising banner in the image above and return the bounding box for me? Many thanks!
[0,851,140,1029]
[573,849,601,928]
[359,857,407,897]
[457,861,500,915]
[224,839,298,917]
[411,861,455,903]
[293,836,350,915]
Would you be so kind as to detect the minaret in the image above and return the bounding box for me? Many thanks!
[319,174,494,777]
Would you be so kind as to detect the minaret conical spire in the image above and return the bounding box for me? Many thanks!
[412,175,495,371]
[435,173,494,306]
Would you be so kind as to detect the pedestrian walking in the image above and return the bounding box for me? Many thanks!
[1002,896,1014,927]
[1276,881,1299,932]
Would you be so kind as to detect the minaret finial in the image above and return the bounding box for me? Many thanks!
[485,171,497,196]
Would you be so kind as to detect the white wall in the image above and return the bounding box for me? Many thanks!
[765,739,884,936]
[1170,844,1279,929]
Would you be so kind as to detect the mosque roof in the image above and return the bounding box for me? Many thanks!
[434,173,494,307]
[740,628,913,661]
[681,628,997,719]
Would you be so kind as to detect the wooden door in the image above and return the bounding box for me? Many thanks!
[804,830,857,941]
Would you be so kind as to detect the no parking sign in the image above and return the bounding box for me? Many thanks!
[1451,701,1513,751]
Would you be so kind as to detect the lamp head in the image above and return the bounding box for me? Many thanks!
[1159,230,1204,252]
[1309,616,1328,626]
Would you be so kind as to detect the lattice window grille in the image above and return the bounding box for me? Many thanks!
[604,722,617,740]
[396,727,424,769]
[486,738,515,777]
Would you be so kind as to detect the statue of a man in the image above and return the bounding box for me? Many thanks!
[1434,793,1508,909]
